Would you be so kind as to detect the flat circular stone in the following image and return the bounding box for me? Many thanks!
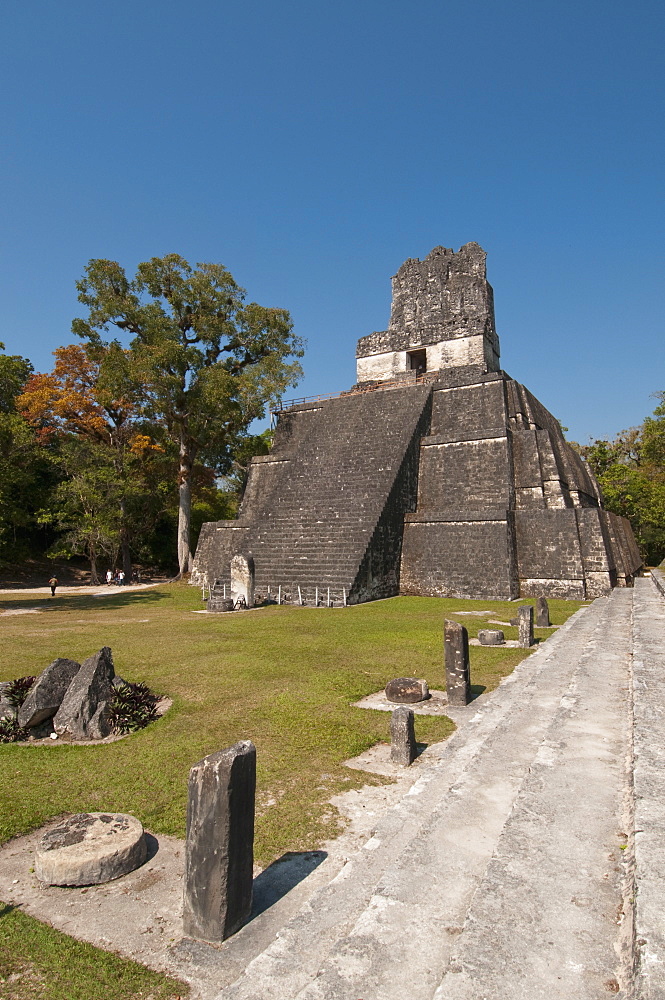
[478,629,505,646]
[35,813,146,886]
[385,677,429,704]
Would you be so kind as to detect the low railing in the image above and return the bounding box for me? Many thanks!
[201,581,349,608]
[271,371,440,415]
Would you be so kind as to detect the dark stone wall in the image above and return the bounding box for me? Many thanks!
[429,380,507,439]
[417,437,512,510]
[401,517,517,599]
[514,509,586,598]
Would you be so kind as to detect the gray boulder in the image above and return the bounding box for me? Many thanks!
[18,658,81,728]
[385,677,429,704]
[0,682,13,721]
[53,648,115,740]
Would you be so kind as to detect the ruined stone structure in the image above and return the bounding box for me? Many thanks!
[193,243,642,602]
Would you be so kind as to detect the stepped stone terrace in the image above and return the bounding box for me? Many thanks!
[192,243,642,604]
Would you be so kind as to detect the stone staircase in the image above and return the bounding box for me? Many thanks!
[206,578,665,1000]
[193,384,432,600]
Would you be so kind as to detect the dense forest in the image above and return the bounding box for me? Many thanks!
[1,256,663,577]
[571,392,665,566]
[0,255,303,581]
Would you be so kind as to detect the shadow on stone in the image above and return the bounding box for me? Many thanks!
[469,684,487,701]
[144,832,159,863]
[251,851,327,919]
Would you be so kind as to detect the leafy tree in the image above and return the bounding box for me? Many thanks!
[19,342,169,576]
[579,392,665,564]
[72,255,303,573]
[37,442,123,583]
[0,344,58,565]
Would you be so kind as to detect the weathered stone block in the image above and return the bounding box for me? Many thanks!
[183,740,256,943]
[230,553,255,609]
[36,813,146,886]
[53,648,115,740]
[478,629,505,646]
[444,619,471,706]
[385,677,429,704]
[390,706,417,765]
[535,596,550,627]
[207,596,234,612]
[518,605,535,648]
[18,658,81,728]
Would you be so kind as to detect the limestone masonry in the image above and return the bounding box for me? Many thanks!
[193,243,642,601]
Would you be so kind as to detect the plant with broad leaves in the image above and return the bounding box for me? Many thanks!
[0,717,31,743]
[109,680,159,734]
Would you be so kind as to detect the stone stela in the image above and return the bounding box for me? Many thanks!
[193,243,642,605]
[390,706,417,766]
[183,740,256,943]
[230,552,255,609]
[518,605,535,648]
[444,619,471,706]
[536,596,551,628]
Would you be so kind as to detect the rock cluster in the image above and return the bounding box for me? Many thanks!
[13,648,118,740]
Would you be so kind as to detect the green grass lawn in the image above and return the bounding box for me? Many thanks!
[0,583,585,999]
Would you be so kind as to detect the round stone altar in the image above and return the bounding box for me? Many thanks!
[35,812,147,886]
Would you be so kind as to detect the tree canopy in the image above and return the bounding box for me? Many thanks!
[575,392,665,565]
[71,255,303,572]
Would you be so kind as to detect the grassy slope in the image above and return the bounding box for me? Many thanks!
[0,584,584,1000]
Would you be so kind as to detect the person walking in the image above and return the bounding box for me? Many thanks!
[118,570,125,586]
[106,569,113,585]
[48,576,58,597]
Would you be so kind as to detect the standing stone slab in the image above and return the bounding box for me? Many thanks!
[53,647,115,740]
[36,813,146,886]
[390,706,417,765]
[444,619,471,706]
[536,595,551,627]
[385,677,429,704]
[18,658,81,728]
[518,604,535,647]
[183,740,256,943]
[230,553,255,609]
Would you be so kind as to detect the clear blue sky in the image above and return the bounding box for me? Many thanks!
[1,0,663,443]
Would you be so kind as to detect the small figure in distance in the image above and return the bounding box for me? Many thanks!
[48,576,58,597]
[106,568,113,585]
[118,570,125,586]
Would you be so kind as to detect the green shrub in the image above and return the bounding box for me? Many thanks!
[109,681,159,734]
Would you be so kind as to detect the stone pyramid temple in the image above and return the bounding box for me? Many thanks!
[192,243,642,603]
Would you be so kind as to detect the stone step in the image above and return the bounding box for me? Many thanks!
[214,598,615,999]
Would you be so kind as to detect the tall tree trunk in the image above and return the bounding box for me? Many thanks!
[120,509,132,581]
[89,545,100,585]
[177,440,194,575]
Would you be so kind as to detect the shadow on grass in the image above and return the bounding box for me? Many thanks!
[251,850,327,918]
[0,590,167,614]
